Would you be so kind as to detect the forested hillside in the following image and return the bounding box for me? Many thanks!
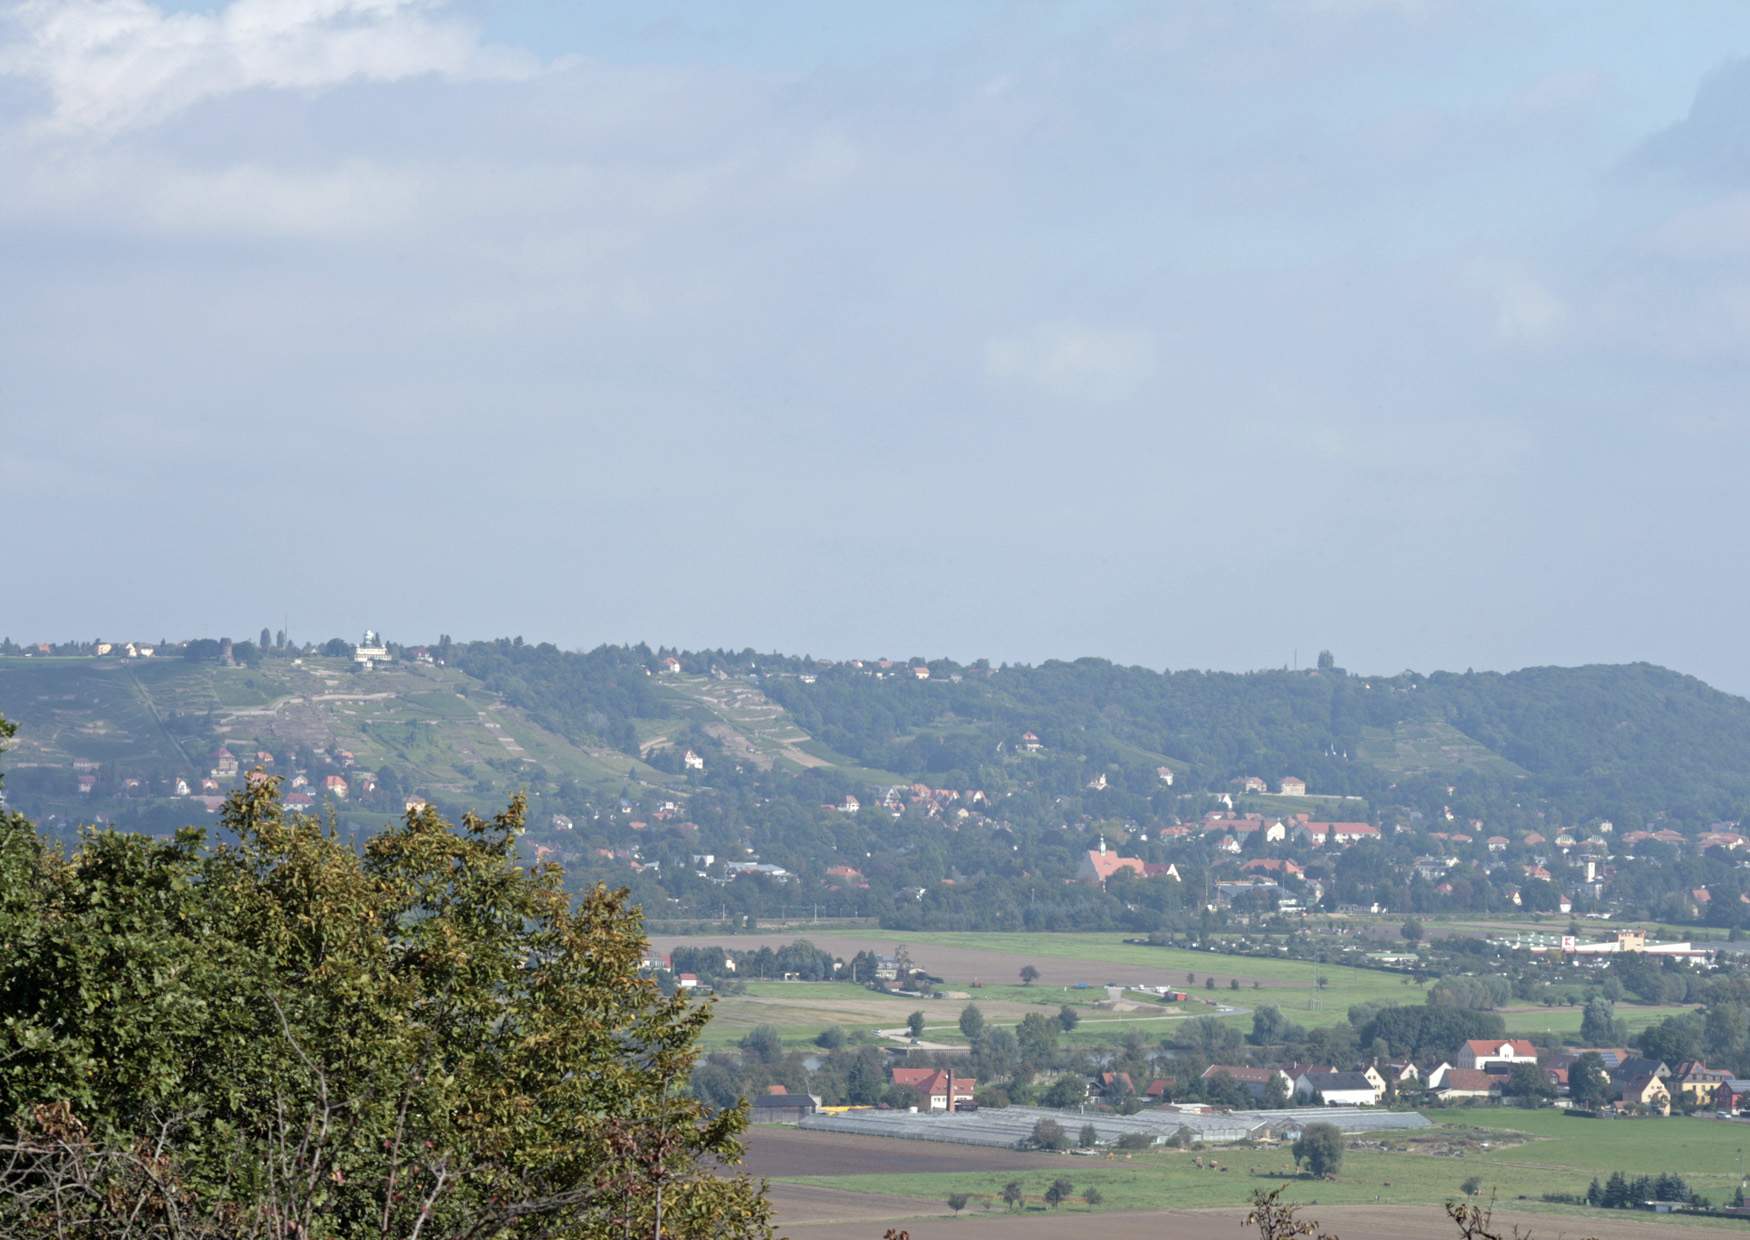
[8,642,1750,830]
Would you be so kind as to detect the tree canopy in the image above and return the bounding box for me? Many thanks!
[0,757,768,1238]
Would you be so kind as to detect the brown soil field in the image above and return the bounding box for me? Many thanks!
[763,1183,939,1228]
[741,1128,1051,1178]
[647,932,1298,991]
[778,1203,1738,1240]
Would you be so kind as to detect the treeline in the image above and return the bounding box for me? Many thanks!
[1584,1171,1707,1210]
[449,638,655,753]
[668,941,838,983]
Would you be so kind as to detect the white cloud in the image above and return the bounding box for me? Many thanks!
[0,0,537,136]
[984,323,1157,401]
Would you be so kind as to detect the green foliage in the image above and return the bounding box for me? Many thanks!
[740,1024,785,1065]
[1568,1051,1610,1110]
[1587,1169,1705,1209]
[449,639,656,754]
[1291,1123,1343,1179]
[0,779,769,1238]
[1057,1003,1080,1032]
[906,1011,926,1040]
[1078,1122,1099,1149]
[1041,1075,1086,1108]
[1580,996,1625,1045]
[958,1003,985,1040]
[1639,1011,1707,1064]
[1028,1118,1070,1151]
[1044,1176,1074,1209]
[1357,1005,1505,1059]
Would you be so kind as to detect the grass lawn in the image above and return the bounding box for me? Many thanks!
[778,1111,1746,1221]
[1498,1003,1699,1039]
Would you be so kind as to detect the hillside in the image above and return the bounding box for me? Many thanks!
[5,646,1750,834]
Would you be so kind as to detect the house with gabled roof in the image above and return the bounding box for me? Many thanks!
[1297,1070,1382,1106]
[1434,1069,1501,1102]
[890,1067,974,1112]
[1673,1061,1730,1102]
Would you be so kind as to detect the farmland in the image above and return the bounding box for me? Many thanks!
[754,1112,1750,1238]
[656,929,1425,1048]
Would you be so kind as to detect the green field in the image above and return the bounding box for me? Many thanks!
[1497,1002,1700,1039]
[779,1111,1747,1221]
[700,931,1702,1052]
[693,933,1427,1050]
[883,931,1427,1026]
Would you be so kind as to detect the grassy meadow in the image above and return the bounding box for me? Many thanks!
[773,1111,1749,1222]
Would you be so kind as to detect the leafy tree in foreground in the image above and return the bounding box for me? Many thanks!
[1244,1187,1338,1240]
[0,757,769,1239]
[1044,1176,1074,1209]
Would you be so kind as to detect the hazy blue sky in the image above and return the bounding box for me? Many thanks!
[6,2,1750,688]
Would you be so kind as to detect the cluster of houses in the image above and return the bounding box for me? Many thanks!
[1186,1040,1749,1117]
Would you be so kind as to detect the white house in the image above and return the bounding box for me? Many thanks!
[1296,1071,1382,1106]
[1456,1039,1538,1070]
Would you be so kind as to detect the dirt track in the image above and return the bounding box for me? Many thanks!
[647,932,1295,991]
[777,1202,1735,1239]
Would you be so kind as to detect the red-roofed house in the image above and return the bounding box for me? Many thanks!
[889,1067,975,1112]
[1435,1069,1502,1102]
[1077,840,1180,886]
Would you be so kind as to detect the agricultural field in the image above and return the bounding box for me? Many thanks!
[757,1111,1750,1239]
[653,930,1426,1048]
[670,928,1698,1054]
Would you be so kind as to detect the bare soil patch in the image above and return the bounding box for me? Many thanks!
[763,1183,940,1227]
[779,1203,1733,1240]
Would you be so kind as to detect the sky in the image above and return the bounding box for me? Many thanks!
[5,1,1750,689]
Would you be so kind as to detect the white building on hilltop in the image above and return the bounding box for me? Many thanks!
[354,629,391,668]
